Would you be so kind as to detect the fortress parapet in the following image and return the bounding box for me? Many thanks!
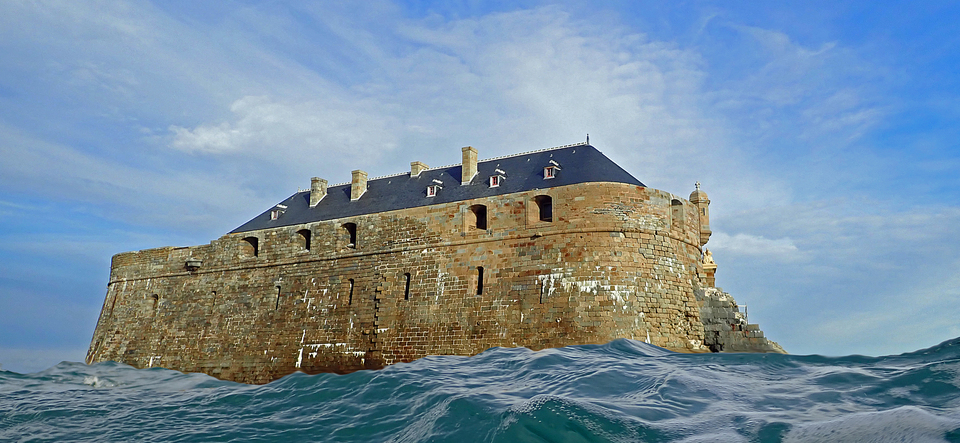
[87,142,780,384]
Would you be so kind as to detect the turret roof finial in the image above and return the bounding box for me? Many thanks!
[695,181,701,190]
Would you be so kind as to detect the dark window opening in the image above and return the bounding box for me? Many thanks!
[535,195,553,222]
[275,286,281,310]
[242,236,259,257]
[469,204,487,230]
[404,273,411,300]
[297,229,312,251]
[343,223,357,248]
[476,266,484,295]
[348,279,355,305]
[540,280,545,304]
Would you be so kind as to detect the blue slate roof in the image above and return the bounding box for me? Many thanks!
[230,143,644,233]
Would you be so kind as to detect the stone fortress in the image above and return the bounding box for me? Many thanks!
[87,142,783,384]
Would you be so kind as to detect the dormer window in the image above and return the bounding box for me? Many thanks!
[489,175,503,187]
[270,204,287,220]
[544,161,560,179]
[427,180,443,197]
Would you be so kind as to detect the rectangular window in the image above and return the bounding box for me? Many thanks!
[489,176,502,187]
[544,166,557,179]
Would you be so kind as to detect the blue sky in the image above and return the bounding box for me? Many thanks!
[1,1,958,373]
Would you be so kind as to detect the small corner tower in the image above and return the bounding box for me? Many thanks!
[690,182,711,246]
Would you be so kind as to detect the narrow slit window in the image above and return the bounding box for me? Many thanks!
[149,294,159,316]
[275,286,281,310]
[476,266,484,295]
[403,273,411,300]
[348,279,355,305]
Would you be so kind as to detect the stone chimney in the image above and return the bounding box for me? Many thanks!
[351,170,368,201]
[411,161,429,177]
[461,146,478,185]
[310,177,327,207]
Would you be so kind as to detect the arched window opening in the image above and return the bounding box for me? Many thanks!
[348,279,355,305]
[468,204,488,230]
[342,223,357,249]
[534,195,553,222]
[403,273,411,300]
[297,229,312,251]
[241,236,259,257]
[476,266,484,295]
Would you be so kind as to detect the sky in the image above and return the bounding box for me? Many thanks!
[1,0,958,374]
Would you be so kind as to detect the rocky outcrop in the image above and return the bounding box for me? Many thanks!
[696,287,785,353]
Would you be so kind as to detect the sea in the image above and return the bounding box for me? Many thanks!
[2,338,960,442]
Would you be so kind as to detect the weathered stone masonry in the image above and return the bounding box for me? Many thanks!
[87,144,781,384]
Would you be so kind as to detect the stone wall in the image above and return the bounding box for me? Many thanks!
[88,182,713,384]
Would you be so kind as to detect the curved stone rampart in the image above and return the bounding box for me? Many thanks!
[88,182,715,384]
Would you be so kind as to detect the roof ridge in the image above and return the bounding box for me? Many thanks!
[327,141,590,186]
[481,141,589,163]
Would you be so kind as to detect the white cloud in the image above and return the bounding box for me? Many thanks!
[169,95,403,167]
[1,1,957,360]
[0,123,267,233]
[709,231,799,258]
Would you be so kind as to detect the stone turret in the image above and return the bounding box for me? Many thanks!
[690,182,711,246]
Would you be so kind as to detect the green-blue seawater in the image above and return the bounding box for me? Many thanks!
[3,338,960,442]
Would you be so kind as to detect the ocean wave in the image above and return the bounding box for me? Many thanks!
[3,338,960,442]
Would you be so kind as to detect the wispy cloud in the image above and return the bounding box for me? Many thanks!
[0,1,957,360]
[709,232,799,258]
